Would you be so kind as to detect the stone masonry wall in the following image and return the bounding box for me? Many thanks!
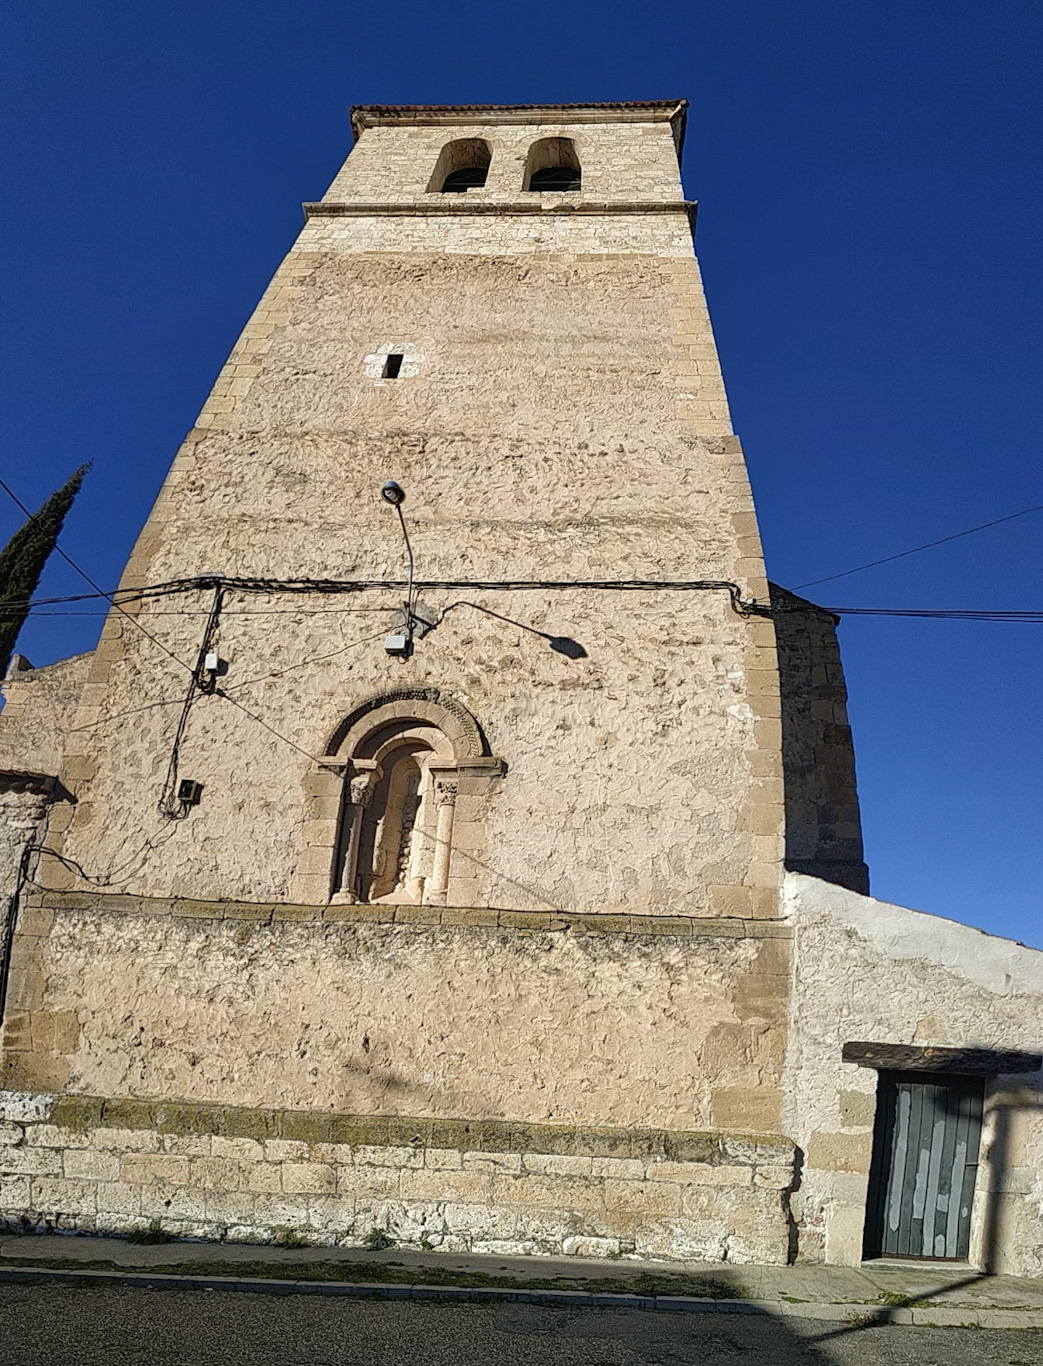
[40,114,785,920]
[323,118,686,204]
[0,1091,794,1264]
[0,653,92,777]
[783,872,1043,1276]
[2,891,790,1136]
[769,587,868,894]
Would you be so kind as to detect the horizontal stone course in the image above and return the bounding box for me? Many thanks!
[1,1090,794,1263]
[40,1093,793,1164]
[25,888,791,940]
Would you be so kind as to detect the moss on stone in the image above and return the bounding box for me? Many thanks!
[101,1097,155,1129]
[278,1110,332,1143]
[52,1094,104,1132]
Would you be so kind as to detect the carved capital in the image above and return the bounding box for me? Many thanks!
[435,779,458,807]
[349,772,378,807]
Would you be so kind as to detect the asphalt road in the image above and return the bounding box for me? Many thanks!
[2,1285,1042,1366]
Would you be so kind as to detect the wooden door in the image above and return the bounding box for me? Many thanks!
[864,1072,983,1261]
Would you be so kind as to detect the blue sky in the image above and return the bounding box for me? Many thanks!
[3,2,1041,944]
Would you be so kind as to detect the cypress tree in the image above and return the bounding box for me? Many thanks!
[0,464,89,678]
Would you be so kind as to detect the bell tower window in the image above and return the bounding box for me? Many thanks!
[427,138,492,194]
[523,137,581,192]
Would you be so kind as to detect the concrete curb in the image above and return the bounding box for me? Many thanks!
[1,1265,1041,1327]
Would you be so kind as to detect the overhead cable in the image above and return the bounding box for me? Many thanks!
[796,501,1043,589]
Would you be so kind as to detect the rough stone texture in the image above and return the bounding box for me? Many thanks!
[324,115,687,205]
[769,587,868,894]
[0,787,56,1007]
[0,653,93,777]
[0,1090,793,1262]
[783,871,1043,1276]
[33,105,782,920]
[3,893,789,1132]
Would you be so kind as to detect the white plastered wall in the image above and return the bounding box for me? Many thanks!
[782,871,1043,1275]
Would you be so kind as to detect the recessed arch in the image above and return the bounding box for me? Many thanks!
[523,136,581,192]
[317,688,500,907]
[427,138,492,194]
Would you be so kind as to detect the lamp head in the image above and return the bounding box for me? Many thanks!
[381,480,406,507]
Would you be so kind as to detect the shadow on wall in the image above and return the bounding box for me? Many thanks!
[769,584,870,896]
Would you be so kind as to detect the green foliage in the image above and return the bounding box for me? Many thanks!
[126,1218,177,1245]
[274,1228,310,1248]
[362,1227,396,1251]
[0,464,88,677]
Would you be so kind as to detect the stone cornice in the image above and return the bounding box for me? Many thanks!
[351,100,687,139]
[304,199,698,221]
[28,887,790,939]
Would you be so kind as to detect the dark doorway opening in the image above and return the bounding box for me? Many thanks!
[863,1070,983,1261]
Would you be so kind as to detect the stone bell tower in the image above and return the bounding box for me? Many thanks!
[45,100,786,923]
[3,103,803,1263]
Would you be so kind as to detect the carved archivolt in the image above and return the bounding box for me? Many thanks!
[325,687,485,761]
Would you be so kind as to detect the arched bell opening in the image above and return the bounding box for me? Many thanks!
[427,138,492,193]
[523,136,581,192]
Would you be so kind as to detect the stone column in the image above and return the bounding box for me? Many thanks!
[332,769,377,903]
[424,779,458,906]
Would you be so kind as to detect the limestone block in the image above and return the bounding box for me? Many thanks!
[838,1091,875,1129]
[281,1161,336,1195]
[521,1153,593,1178]
[398,1169,493,1204]
[243,1162,283,1194]
[263,1139,309,1163]
[711,1087,783,1132]
[0,1175,31,1210]
[461,1150,522,1174]
[353,1144,424,1169]
[121,1154,190,1186]
[95,1181,142,1215]
[590,1157,645,1180]
[160,1134,212,1158]
[806,1130,872,1174]
[646,1161,751,1186]
[337,1165,401,1199]
[492,1173,604,1213]
[1,1145,63,1176]
[305,1195,355,1235]
[242,1192,313,1229]
[137,1184,207,1222]
[205,1190,257,1225]
[64,1149,120,1183]
[29,1176,97,1214]
[91,1127,160,1153]
[189,1156,245,1190]
[423,1148,463,1171]
[603,1178,683,1218]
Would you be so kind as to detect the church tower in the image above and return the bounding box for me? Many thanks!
[48,100,787,922]
[3,102,801,1262]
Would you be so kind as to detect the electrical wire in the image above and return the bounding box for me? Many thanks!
[823,606,1043,622]
[0,476,197,679]
[796,502,1043,589]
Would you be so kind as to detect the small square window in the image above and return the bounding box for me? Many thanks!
[383,353,404,379]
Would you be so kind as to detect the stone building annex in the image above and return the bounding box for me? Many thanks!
[1,100,1041,1274]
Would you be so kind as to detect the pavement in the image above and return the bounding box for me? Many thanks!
[3,1282,1043,1366]
[3,1232,1043,1329]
